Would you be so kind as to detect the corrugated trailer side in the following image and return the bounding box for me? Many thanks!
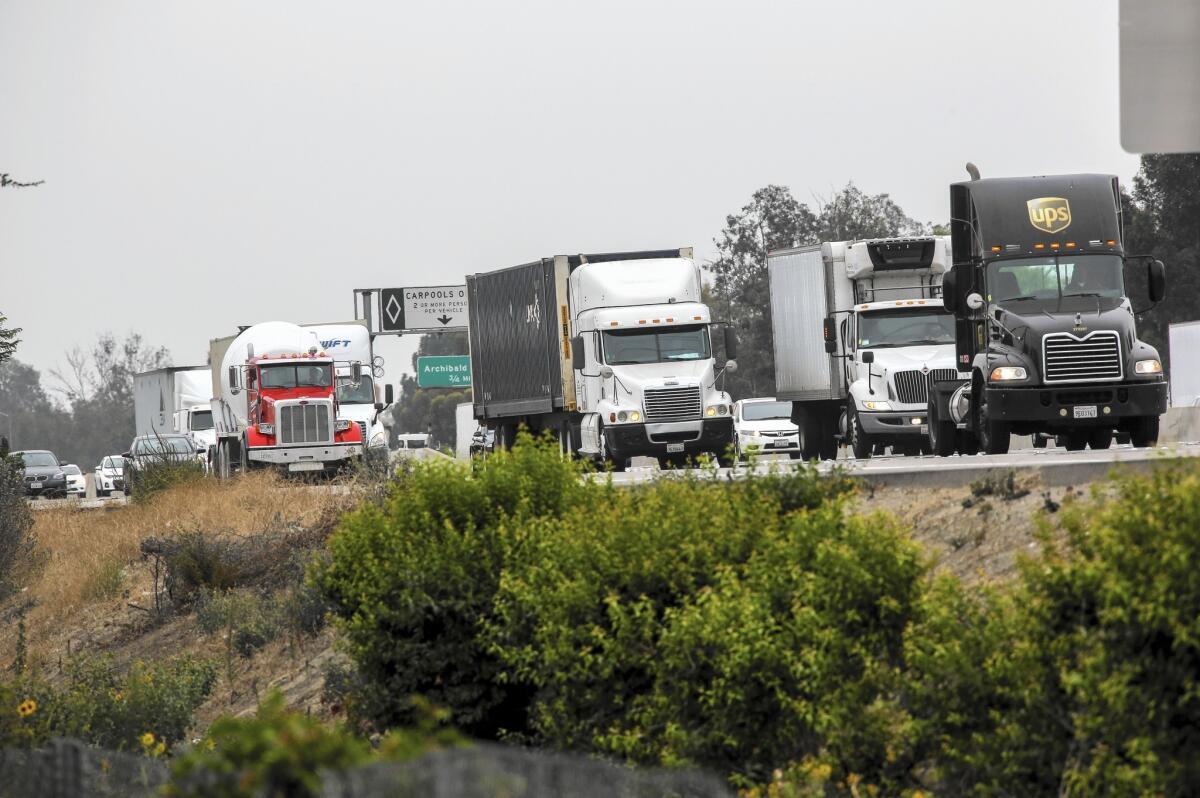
[768,246,844,401]
[467,259,567,419]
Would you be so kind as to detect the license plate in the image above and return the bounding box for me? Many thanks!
[1073,405,1098,419]
[288,462,324,472]
[666,443,685,453]
[30,481,42,489]
[773,438,790,447]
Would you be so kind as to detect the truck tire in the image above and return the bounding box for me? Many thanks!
[1062,433,1087,451]
[1031,433,1049,449]
[974,384,1010,455]
[1088,429,1113,450]
[848,406,872,459]
[797,409,823,461]
[1130,416,1160,448]
[598,425,627,472]
[928,398,957,457]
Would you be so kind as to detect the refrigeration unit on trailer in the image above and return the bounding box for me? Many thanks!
[133,366,215,458]
[467,248,738,470]
[769,236,956,460]
[208,321,366,477]
[303,321,395,461]
[927,171,1167,455]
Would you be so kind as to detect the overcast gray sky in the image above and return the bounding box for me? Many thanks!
[1,0,1139,390]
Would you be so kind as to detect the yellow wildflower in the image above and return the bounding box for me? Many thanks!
[154,741,166,757]
[16,699,37,717]
[140,731,155,748]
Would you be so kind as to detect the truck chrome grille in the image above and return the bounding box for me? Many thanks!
[278,402,332,445]
[893,369,958,405]
[1042,332,1122,383]
[356,422,367,443]
[643,386,702,422]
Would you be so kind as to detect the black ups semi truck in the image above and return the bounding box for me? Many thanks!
[927,172,1167,455]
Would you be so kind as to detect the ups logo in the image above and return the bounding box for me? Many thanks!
[1027,197,1072,234]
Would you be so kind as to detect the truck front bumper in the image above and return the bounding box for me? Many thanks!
[858,410,930,436]
[605,418,735,460]
[986,380,1167,428]
[249,443,363,469]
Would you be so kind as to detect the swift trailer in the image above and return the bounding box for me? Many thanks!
[209,321,366,477]
[467,248,738,470]
[769,236,956,460]
[927,172,1167,456]
[133,366,216,460]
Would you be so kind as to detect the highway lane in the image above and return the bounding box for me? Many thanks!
[606,441,1200,489]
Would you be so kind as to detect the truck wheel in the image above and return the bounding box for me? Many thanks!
[848,407,872,459]
[955,431,979,456]
[1130,416,1160,448]
[1062,433,1087,451]
[928,399,957,457]
[974,386,1010,455]
[1088,429,1113,450]
[1031,433,1049,449]
[598,426,627,472]
[797,410,822,461]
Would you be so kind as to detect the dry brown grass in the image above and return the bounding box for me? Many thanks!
[25,472,346,625]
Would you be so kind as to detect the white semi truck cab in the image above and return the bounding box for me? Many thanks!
[467,248,738,470]
[770,236,957,459]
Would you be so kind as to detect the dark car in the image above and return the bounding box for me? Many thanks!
[123,434,204,495]
[12,450,68,498]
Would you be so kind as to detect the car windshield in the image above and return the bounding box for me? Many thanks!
[102,456,124,470]
[405,439,427,449]
[601,324,711,365]
[133,437,193,456]
[857,309,955,348]
[337,375,375,404]
[190,410,214,431]
[987,254,1126,303]
[259,364,332,389]
[19,452,57,468]
[62,465,81,475]
[742,401,791,421]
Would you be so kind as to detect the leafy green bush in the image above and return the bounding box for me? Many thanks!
[129,459,206,504]
[312,434,592,736]
[166,691,462,798]
[0,655,216,752]
[0,454,35,597]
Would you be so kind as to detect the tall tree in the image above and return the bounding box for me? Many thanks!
[0,313,19,366]
[709,183,925,398]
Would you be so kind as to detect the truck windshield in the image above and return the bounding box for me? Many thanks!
[602,324,710,365]
[190,410,214,431]
[337,375,375,404]
[987,254,1125,303]
[857,310,955,348]
[742,401,791,421]
[259,364,333,389]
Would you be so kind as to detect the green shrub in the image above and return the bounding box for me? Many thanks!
[167,690,462,798]
[0,455,35,597]
[487,475,922,789]
[0,655,216,752]
[82,557,126,602]
[311,433,592,736]
[166,532,243,600]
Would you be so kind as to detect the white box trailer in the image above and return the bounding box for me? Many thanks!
[1169,321,1200,407]
[133,366,211,438]
[769,237,954,460]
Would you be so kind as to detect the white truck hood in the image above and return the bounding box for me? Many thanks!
[869,344,956,373]
[610,359,712,387]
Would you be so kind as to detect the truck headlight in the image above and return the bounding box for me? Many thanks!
[1135,359,1163,375]
[370,432,388,448]
[706,404,727,417]
[861,400,890,411]
[989,366,1027,382]
[257,423,274,435]
[335,419,353,432]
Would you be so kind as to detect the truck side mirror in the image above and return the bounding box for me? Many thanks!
[862,350,875,364]
[228,366,241,395]
[384,383,395,405]
[571,336,585,371]
[1149,259,1167,303]
[351,361,363,385]
[822,316,837,353]
[723,327,738,361]
[941,270,959,314]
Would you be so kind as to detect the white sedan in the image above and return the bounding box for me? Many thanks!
[61,464,87,497]
[93,455,126,497]
[733,398,800,460]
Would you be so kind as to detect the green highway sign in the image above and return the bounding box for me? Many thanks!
[416,355,472,388]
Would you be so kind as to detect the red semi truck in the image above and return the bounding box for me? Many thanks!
[209,321,366,477]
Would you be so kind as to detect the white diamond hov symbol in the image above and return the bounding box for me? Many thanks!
[385,294,402,326]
